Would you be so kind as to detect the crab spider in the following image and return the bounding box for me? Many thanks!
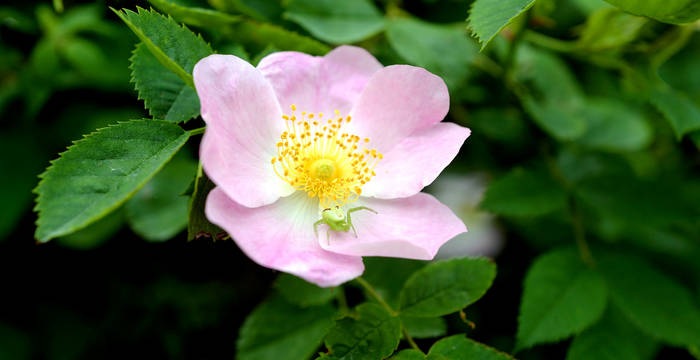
[313,206,378,244]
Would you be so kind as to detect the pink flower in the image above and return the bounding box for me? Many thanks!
[194,46,470,287]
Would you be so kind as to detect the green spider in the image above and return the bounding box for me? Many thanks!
[313,206,378,244]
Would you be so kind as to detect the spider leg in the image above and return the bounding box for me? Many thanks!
[345,206,377,239]
[313,219,324,239]
[347,206,378,215]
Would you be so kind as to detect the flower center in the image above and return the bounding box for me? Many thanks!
[271,105,383,208]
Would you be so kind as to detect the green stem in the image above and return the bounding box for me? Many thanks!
[355,277,395,315]
[355,277,423,353]
[569,198,595,267]
[402,328,421,352]
[523,31,577,53]
[541,146,595,267]
[189,127,206,136]
[336,286,349,313]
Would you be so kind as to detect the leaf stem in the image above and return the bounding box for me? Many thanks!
[189,127,206,136]
[355,277,423,353]
[335,286,349,313]
[569,197,595,267]
[355,277,395,315]
[540,145,594,267]
[523,31,577,53]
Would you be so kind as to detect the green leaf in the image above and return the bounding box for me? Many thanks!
[386,17,478,90]
[391,350,425,360]
[237,295,335,360]
[34,120,191,242]
[362,258,426,308]
[575,174,695,229]
[229,19,330,55]
[401,316,447,339]
[576,7,648,52]
[576,97,652,152]
[649,85,700,139]
[468,0,536,50]
[323,303,401,360]
[186,164,225,241]
[427,335,515,360]
[399,257,496,317]
[274,274,335,307]
[125,151,197,242]
[515,248,607,351]
[147,0,241,27]
[514,46,588,140]
[481,168,567,217]
[603,0,700,24]
[57,208,125,250]
[566,306,659,360]
[131,43,201,123]
[598,251,700,348]
[113,7,213,89]
[284,0,385,44]
[469,108,528,145]
[223,0,283,21]
[0,323,31,360]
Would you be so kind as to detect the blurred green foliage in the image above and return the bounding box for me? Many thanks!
[1,0,700,358]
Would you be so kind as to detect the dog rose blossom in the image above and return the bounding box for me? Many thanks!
[194,46,470,287]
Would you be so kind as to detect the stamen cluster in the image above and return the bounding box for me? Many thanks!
[271,105,382,208]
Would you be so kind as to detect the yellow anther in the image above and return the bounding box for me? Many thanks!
[271,109,381,208]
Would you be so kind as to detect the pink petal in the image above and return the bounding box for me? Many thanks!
[256,51,321,114]
[206,187,365,287]
[319,193,467,260]
[257,45,382,115]
[194,54,291,207]
[362,123,471,199]
[348,65,450,153]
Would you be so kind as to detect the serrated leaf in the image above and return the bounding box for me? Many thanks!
[186,164,225,241]
[237,295,335,360]
[401,316,447,339]
[399,257,496,317]
[386,17,478,90]
[650,85,700,140]
[598,251,700,348]
[468,0,536,50]
[514,46,588,140]
[274,274,335,307]
[113,7,213,89]
[515,248,607,351]
[323,303,401,360]
[229,19,330,55]
[125,151,197,242]
[575,97,652,152]
[427,335,515,360]
[131,43,201,123]
[283,0,385,44]
[566,306,659,360]
[603,0,700,24]
[147,0,241,27]
[34,120,191,242]
[481,168,567,217]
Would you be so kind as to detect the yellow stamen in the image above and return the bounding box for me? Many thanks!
[272,105,382,208]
